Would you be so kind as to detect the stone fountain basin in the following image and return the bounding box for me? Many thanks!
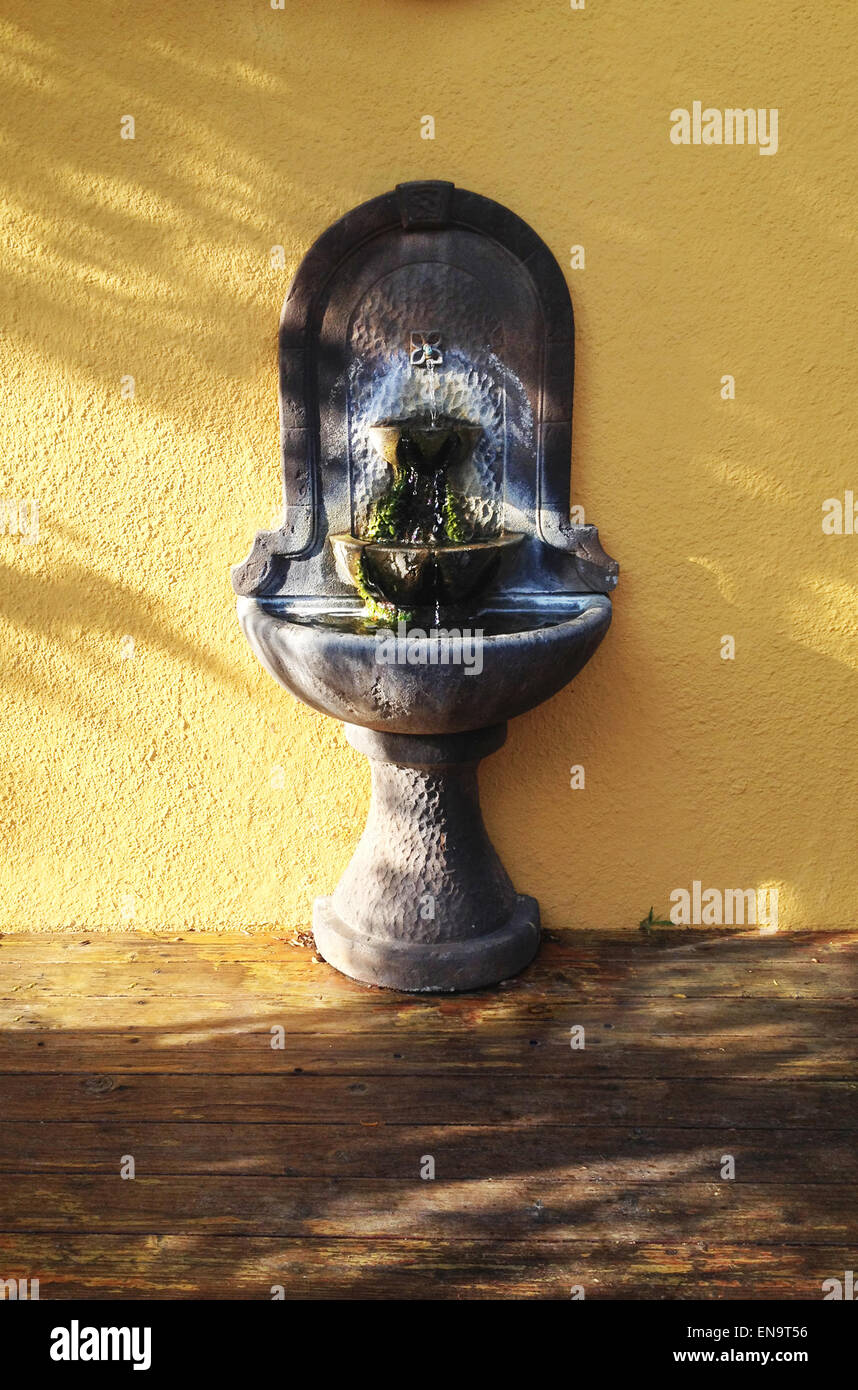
[330,533,523,609]
[237,595,612,736]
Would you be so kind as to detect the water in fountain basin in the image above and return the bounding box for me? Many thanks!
[279,607,580,638]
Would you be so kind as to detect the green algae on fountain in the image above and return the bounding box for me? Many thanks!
[364,414,477,548]
[354,552,412,626]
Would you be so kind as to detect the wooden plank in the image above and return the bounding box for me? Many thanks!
[0,1024,854,1077]
[0,929,852,960]
[2,1121,855,1182]
[0,1175,854,1243]
[4,987,858,1034]
[0,950,854,1000]
[0,1119,850,1180]
[0,1072,855,1128]
[0,1233,847,1299]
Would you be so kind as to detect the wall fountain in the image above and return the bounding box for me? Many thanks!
[233,181,618,992]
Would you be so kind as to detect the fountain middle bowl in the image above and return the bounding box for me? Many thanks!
[329,532,523,609]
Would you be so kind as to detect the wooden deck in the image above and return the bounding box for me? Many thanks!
[0,928,856,1299]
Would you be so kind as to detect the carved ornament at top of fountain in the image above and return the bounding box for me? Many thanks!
[233,181,618,736]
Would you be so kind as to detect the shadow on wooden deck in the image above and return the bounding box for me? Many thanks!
[0,929,856,1298]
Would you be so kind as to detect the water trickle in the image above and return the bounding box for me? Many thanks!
[425,355,439,425]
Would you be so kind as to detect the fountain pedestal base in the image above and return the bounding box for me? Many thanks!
[313,722,540,992]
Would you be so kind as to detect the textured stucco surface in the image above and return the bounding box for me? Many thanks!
[1,0,856,932]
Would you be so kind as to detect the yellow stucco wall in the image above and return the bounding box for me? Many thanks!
[1,0,855,933]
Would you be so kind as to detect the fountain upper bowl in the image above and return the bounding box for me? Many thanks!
[368,417,483,472]
[237,595,612,736]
